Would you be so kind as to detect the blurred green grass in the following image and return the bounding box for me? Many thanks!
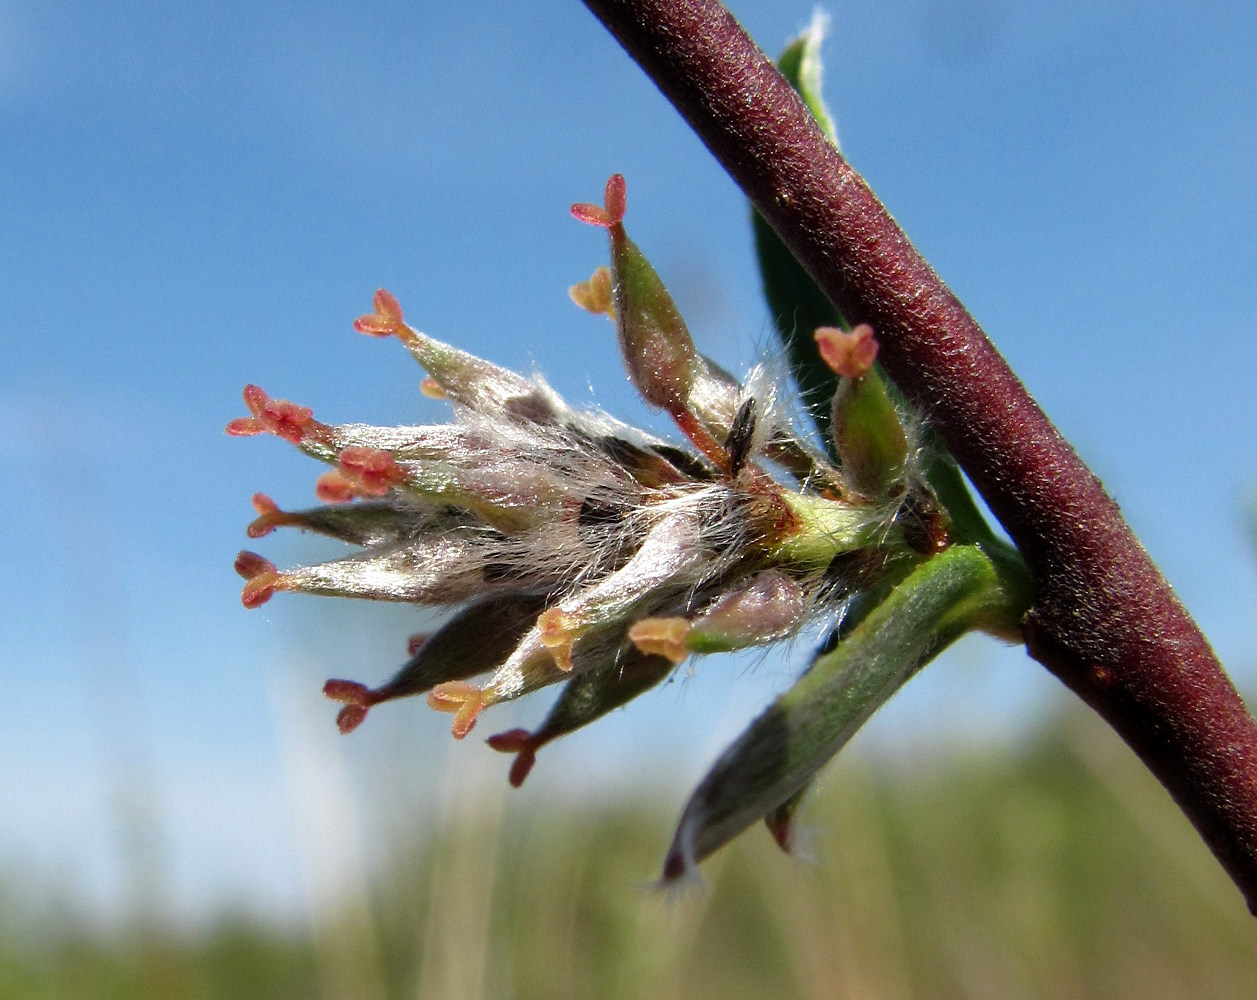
[5,705,1256,1000]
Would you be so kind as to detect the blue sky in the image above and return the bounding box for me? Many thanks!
[3,0,1255,926]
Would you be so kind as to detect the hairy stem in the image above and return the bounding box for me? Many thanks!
[583,0,1257,910]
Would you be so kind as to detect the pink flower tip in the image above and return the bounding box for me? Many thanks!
[235,551,279,608]
[323,678,371,704]
[336,704,368,733]
[228,385,318,444]
[353,288,405,336]
[603,173,626,223]
[240,576,276,608]
[373,288,402,321]
[315,471,357,503]
[570,202,611,227]
[234,550,275,580]
[815,324,879,378]
[323,679,378,733]
[225,385,270,436]
[225,417,261,437]
[486,728,541,787]
[570,172,627,228]
[336,446,403,496]
[246,493,284,538]
[242,384,269,412]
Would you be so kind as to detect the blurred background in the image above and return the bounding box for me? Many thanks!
[3,1,1256,996]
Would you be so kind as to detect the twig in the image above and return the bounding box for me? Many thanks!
[582,0,1257,911]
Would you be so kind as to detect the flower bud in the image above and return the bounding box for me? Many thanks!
[572,176,697,413]
[357,288,560,423]
[323,592,546,733]
[816,325,909,497]
[628,571,805,662]
[246,493,468,546]
[486,647,673,785]
[574,175,731,466]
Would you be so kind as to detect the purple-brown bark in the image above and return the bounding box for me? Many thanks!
[583,0,1257,911]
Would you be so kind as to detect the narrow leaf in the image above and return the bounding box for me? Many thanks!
[487,647,674,786]
[324,591,548,733]
[662,543,1028,880]
[753,18,845,443]
[776,13,838,146]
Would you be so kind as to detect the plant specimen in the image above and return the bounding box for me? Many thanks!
[230,2,1257,908]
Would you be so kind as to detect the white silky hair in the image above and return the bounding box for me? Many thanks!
[277,344,930,684]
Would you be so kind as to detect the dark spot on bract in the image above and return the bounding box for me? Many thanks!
[725,399,757,476]
[596,433,714,485]
[598,434,652,467]
[578,497,624,530]
[482,561,515,583]
[896,488,950,554]
[822,548,885,599]
[650,444,714,481]
[502,392,556,425]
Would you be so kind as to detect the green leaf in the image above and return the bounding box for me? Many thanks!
[661,543,1029,879]
[751,212,844,444]
[754,20,1022,566]
[777,13,839,146]
[754,16,844,444]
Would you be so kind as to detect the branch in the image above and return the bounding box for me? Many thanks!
[583,0,1257,911]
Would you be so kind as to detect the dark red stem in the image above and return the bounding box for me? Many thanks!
[583,0,1257,910]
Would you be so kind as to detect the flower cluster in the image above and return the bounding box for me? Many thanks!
[230,175,950,878]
